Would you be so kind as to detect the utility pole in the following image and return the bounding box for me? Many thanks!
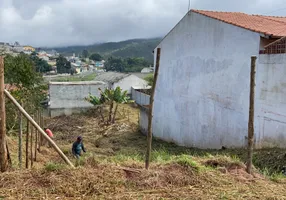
[247,56,257,174]
[0,56,8,172]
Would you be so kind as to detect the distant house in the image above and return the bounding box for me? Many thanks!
[23,46,35,53]
[71,63,80,68]
[38,55,49,62]
[141,67,153,73]
[94,72,148,94]
[147,9,286,149]
[95,61,104,68]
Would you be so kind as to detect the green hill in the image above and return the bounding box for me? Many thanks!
[46,38,161,63]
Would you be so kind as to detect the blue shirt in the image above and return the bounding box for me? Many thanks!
[72,141,86,155]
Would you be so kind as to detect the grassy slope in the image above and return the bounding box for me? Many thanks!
[46,38,161,63]
[1,105,286,199]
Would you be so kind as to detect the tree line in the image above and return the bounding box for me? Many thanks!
[104,57,150,72]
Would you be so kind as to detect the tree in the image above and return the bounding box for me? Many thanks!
[29,54,52,73]
[4,54,47,130]
[144,74,154,87]
[89,53,103,61]
[70,68,77,75]
[104,56,150,72]
[85,87,132,124]
[82,50,89,59]
[104,57,125,72]
[56,55,71,74]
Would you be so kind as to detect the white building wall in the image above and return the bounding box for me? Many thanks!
[113,75,149,94]
[49,81,107,117]
[139,108,149,135]
[255,54,286,148]
[153,11,261,149]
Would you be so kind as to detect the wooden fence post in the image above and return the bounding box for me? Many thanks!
[4,90,74,168]
[145,48,161,170]
[18,110,23,168]
[0,56,8,172]
[30,115,33,168]
[247,56,257,174]
[34,111,39,161]
[26,121,29,169]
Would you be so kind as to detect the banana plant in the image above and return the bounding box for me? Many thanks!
[85,87,133,124]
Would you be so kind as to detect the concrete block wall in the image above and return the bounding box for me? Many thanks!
[49,81,107,117]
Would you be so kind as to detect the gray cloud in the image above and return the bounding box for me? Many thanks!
[0,0,285,47]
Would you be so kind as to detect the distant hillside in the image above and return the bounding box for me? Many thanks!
[45,38,161,63]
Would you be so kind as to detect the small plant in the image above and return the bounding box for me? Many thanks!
[45,162,65,172]
[85,87,133,124]
[175,155,198,169]
[144,74,154,87]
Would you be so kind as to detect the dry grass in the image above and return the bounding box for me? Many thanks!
[1,104,286,199]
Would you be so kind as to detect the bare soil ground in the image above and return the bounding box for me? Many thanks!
[1,105,286,199]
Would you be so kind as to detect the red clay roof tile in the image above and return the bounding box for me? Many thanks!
[192,10,286,37]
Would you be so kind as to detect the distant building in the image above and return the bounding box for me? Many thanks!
[23,46,35,52]
[95,61,104,68]
[71,63,80,68]
[94,72,148,94]
[141,67,153,73]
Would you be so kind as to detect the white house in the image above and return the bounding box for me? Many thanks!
[151,10,286,149]
[141,67,153,73]
[94,72,149,94]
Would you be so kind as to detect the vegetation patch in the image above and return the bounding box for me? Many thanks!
[44,162,66,172]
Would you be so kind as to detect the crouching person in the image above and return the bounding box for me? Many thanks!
[72,136,86,159]
[44,128,54,148]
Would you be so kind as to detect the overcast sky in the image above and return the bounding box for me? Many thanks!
[0,0,285,47]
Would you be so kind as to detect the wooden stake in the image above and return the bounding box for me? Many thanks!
[6,141,12,166]
[26,121,29,169]
[247,56,257,174]
[145,48,161,170]
[0,56,8,172]
[30,115,33,168]
[34,111,38,162]
[4,89,74,168]
[38,110,42,151]
[18,109,23,168]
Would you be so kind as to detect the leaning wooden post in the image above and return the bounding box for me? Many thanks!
[25,121,29,169]
[0,56,8,172]
[247,56,257,174]
[145,48,161,170]
[18,109,23,169]
[4,89,74,168]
